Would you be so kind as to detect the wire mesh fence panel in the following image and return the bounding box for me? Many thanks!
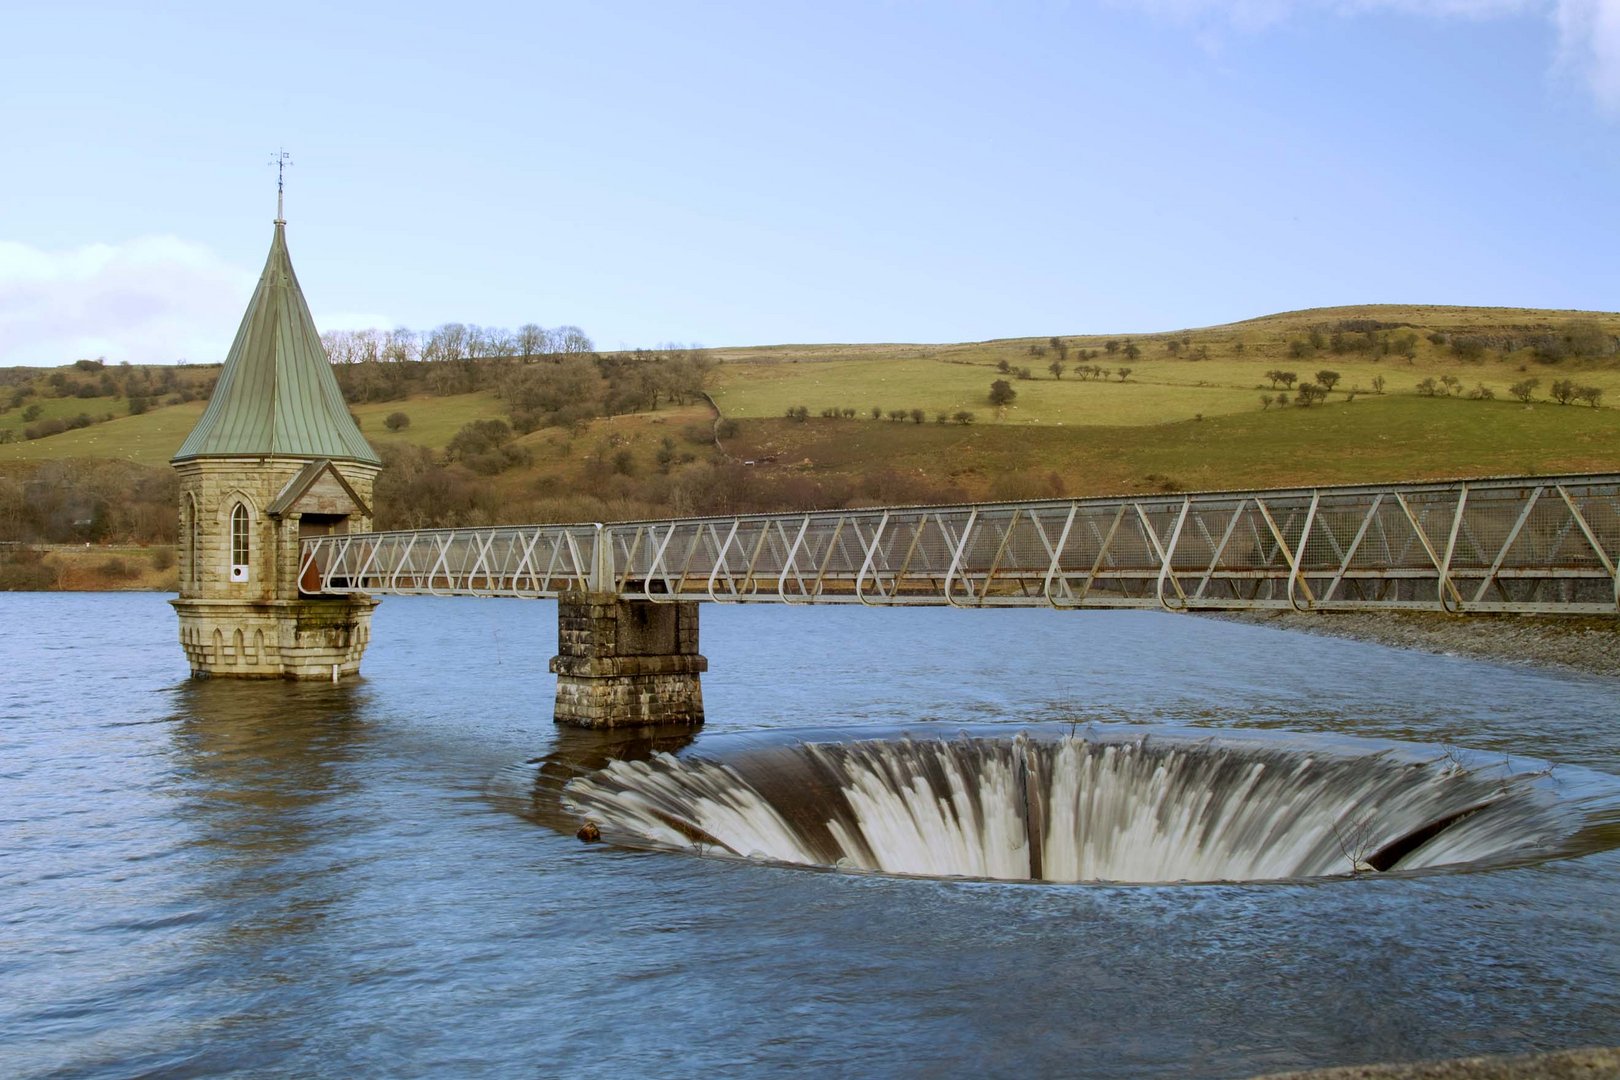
[300,475,1619,613]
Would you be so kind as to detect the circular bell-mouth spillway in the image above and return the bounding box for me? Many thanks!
[562,725,1620,884]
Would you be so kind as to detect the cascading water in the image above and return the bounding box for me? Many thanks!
[561,726,1611,884]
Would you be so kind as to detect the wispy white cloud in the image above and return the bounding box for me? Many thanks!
[1117,0,1537,25]
[1113,0,1620,112]
[1556,0,1620,109]
[0,236,256,366]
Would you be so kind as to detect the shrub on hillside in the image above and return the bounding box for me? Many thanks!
[0,547,56,590]
[446,419,514,460]
[97,556,139,580]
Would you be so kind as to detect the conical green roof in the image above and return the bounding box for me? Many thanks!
[173,221,380,465]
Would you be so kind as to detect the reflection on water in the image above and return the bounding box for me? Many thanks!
[172,680,373,951]
[3,593,1619,1078]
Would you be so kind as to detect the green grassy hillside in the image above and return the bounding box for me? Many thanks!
[707,305,1620,426]
[2,304,1615,550]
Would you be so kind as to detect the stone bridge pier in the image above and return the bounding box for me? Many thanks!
[549,592,707,728]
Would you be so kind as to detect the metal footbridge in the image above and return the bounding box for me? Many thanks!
[301,473,1620,614]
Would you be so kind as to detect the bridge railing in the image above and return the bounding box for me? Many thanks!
[300,473,1620,613]
[298,522,603,599]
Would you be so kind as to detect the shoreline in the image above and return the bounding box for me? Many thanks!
[8,574,1616,680]
[1205,609,1619,680]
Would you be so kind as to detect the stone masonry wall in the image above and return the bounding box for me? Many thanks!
[550,591,707,728]
[174,457,380,679]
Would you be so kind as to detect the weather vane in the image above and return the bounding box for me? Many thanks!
[270,149,292,222]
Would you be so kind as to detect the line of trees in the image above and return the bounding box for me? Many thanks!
[0,460,177,545]
[322,322,599,403]
[319,322,595,366]
[789,405,975,425]
[1276,318,1618,366]
[321,330,717,434]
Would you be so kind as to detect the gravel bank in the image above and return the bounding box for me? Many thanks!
[1204,610,1619,680]
[1255,1044,1620,1079]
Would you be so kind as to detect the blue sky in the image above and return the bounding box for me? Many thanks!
[2,0,1616,364]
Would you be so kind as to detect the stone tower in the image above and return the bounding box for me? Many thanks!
[171,213,382,679]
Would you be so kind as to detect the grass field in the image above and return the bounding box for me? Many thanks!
[711,357,1275,424]
[0,393,127,438]
[0,402,205,466]
[703,304,1620,362]
[348,392,509,451]
[0,392,511,466]
[724,393,1620,500]
[709,350,1620,427]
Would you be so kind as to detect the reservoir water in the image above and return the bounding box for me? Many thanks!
[4,593,1619,1078]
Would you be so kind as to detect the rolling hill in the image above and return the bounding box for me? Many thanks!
[2,304,1616,563]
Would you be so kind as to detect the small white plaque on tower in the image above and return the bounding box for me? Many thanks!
[230,564,250,583]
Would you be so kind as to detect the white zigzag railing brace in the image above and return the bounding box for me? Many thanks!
[299,473,1620,615]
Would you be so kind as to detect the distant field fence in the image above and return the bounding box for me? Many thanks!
[301,473,1620,614]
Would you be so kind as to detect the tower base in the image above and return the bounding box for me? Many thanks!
[173,596,377,680]
[550,592,706,728]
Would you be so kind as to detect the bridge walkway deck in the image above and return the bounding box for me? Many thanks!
[300,473,1620,615]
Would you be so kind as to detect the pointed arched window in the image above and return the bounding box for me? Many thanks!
[230,502,250,570]
[184,493,199,589]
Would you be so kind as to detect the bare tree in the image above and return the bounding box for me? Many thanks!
[1333,815,1377,874]
[515,324,549,362]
